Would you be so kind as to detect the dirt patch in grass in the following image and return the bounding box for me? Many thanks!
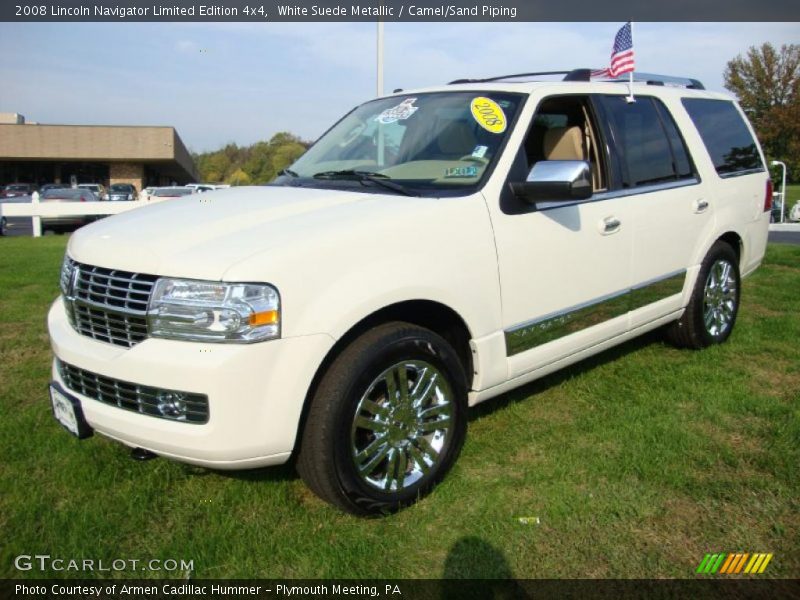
[763,262,799,272]
[691,416,765,456]
[630,491,800,576]
[742,359,798,401]
[746,303,785,318]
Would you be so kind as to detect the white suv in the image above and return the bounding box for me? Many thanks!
[48,70,771,514]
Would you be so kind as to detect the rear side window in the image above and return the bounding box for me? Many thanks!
[681,98,764,177]
[599,96,694,188]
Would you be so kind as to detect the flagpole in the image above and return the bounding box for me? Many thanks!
[627,21,635,102]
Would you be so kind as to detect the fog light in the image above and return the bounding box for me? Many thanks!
[157,391,188,419]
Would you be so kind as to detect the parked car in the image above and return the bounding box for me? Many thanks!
[790,201,800,223]
[47,70,771,515]
[1,183,36,198]
[104,183,137,201]
[186,183,231,193]
[150,187,195,200]
[77,183,106,201]
[40,188,96,233]
[40,183,71,194]
[0,193,37,236]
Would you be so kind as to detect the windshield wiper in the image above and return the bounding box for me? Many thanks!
[278,168,299,177]
[312,170,418,197]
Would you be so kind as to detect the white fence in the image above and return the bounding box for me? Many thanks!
[0,196,152,237]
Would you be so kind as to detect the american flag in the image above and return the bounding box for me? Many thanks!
[592,22,635,79]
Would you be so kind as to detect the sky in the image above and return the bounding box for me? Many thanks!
[1,22,798,152]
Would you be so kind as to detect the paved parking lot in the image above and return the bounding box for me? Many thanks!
[770,231,800,245]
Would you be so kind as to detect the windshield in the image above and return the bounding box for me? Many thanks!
[110,184,133,192]
[276,91,524,196]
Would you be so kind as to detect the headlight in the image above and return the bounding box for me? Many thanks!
[60,253,75,296]
[127,193,133,200]
[148,279,280,343]
[102,193,109,201]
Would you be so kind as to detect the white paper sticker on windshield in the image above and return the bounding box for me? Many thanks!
[375,98,419,124]
[471,145,489,159]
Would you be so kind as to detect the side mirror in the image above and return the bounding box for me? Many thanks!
[510,160,593,207]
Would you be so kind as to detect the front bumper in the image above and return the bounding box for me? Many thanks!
[48,296,335,469]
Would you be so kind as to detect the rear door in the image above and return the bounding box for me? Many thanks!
[596,94,709,329]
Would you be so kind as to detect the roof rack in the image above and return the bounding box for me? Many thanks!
[448,70,584,84]
[448,69,705,90]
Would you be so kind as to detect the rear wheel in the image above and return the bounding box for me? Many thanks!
[297,322,468,515]
[0,217,6,236]
[666,241,740,349]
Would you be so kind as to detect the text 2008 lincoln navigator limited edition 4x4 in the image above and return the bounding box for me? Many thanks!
[48,70,771,514]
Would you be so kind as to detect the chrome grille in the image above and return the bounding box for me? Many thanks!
[71,260,156,313]
[58,360,209,424]
[70,303,149,347]
[63,258,158,348]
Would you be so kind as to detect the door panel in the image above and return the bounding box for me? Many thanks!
[628,181,710,329]
[596,94,711,328]
[491,196,634,378]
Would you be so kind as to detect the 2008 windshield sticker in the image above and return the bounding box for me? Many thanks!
[376,98,419,124]
[470,97,506,134]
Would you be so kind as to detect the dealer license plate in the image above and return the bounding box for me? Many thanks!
[49,384,92,438]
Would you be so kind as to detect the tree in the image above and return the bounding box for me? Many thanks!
[724,43,800,180]
[226,168,251,186]
[193,133,310,185]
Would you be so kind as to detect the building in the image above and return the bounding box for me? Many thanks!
[0,113,197,192]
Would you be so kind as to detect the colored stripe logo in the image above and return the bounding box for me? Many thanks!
[696,553,773,574]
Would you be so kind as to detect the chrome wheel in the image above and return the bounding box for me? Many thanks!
[703,258,737,337]
[351,360,454,493]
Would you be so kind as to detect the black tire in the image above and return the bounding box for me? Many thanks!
[665,241,740,349]
[0,217,6,236]
[297,321,468,515]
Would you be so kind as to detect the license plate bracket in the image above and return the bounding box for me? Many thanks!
[49,382,93,439]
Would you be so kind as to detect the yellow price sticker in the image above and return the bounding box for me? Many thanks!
[470,97,507,134]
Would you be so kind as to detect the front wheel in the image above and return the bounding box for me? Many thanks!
[0,217,6,236]
[297,322,468,515]
[666,241,741,349]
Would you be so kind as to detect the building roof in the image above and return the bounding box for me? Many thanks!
[0,123,197,181]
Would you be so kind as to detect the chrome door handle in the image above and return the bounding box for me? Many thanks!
[695,199,709,213]
[602,216,621,233]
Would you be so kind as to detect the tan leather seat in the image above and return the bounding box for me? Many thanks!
[543,126,585,161]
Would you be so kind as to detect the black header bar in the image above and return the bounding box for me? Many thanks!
[3,0,800,22]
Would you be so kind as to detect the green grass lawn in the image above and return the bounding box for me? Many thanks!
[1,237,798,579]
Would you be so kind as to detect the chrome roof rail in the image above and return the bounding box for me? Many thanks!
[448,69,705,90]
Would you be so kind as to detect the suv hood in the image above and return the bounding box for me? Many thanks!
[68,185,415,279]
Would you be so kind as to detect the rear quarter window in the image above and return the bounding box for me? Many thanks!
[681,98,764,177]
